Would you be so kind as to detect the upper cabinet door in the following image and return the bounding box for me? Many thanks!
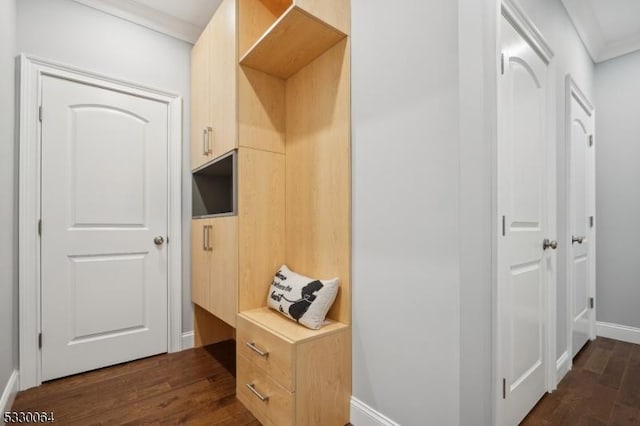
[209,0,238,159]
[191,24,213,170]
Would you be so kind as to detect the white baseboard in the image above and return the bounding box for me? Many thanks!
[181,331,194,350]
[597,321,640,345]
[556,350,571,385]
[0,370,19,416]
[350,397,400,426]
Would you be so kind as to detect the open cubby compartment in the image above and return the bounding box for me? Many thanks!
[237,51,351,325]
[238,0,349,79]
[192,150,237,218]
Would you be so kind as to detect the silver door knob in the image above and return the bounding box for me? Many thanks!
[572,236,585,244]
[154,236,165,246]
[543,239,558,250]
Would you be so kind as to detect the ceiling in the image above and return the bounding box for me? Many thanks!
[71,0,223,43]
[562,0,640,63]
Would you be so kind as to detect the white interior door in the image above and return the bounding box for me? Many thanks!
[41,75,169,381]
[568,86,595,357]
[498,15,553,426]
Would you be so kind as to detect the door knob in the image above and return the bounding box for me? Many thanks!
[154,236,165,246]
[543,239,558,250]
[572,236,585,244]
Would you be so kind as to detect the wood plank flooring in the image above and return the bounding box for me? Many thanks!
[11,341,259,425]
[523,337,640,425]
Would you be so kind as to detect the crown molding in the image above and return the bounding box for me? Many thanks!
[70,0,202,44]
[562,0,640,63]
[599,34,640,63]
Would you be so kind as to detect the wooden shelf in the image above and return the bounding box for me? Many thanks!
[239,307,349,344]
[239,5,346,79]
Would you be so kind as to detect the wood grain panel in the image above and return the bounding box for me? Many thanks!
[238,0,281,56]
[190,25,211,170]
[295,328,351,426]
[238,148,285,312]
[236,355,294,426]
[294,0,350,35]
[191,219,210,308]
[240,6,346,79]
[240,307,348,344]
[285,39,351,324]
[238,66,285,153]
[260,0,291,17]
[237,315,295,391]
[210,0,238,159]
[209,215,239,327]
[193,304,235,347]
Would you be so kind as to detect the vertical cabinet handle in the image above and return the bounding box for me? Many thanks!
[202,225,207,251]
[203,225,212,251]
[206,126,213,155]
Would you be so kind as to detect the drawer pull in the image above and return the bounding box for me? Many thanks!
[246,342,269,357]
[246,383,269,402]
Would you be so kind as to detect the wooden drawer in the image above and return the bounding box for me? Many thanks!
[237,315,294,390]
[237,355,294,426]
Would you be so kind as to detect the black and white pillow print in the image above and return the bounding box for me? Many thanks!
[267,265,339,330]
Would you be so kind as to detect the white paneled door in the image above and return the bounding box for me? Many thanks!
[568,84,595,357]
[41,75,168,381]
[498,13,553,426]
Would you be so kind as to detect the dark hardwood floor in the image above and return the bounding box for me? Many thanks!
[13,337,638,425]
[523,337,640,425]
[11,341,259,425]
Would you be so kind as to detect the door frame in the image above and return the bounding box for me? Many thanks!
[564,75,596,366]
[18,54,183,390]
[494,0,557,423]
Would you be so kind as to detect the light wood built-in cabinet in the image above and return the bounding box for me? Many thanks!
[190,0,237,170]
[191,0,351,423]
[191,216,238,327]
[236,309,351,425]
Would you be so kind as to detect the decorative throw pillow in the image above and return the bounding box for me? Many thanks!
[267,265,339,330]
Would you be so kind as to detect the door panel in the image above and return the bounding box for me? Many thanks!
[191,219,211,310]
[71,253,146,339]
[41,75,168,381]
[210,0,238,159]
[71,106,147,226]
[209,216,238,327]
[499,15,550,426]
[569,92,594,357]
[191,24,212,169]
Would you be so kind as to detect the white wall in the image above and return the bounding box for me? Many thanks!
[352,0,461,424]
[595,50,640,330]
[0,0,18,399]
[458,0,496,423]
[16,0,194,333]
[516,0,595,363]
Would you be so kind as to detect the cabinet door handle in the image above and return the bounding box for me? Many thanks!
[246,383,269,402]
[202,128,208,156]
[206,126,213,155]
[207,225,213,251]
[202,225,207,251]
[246,342,269,357]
